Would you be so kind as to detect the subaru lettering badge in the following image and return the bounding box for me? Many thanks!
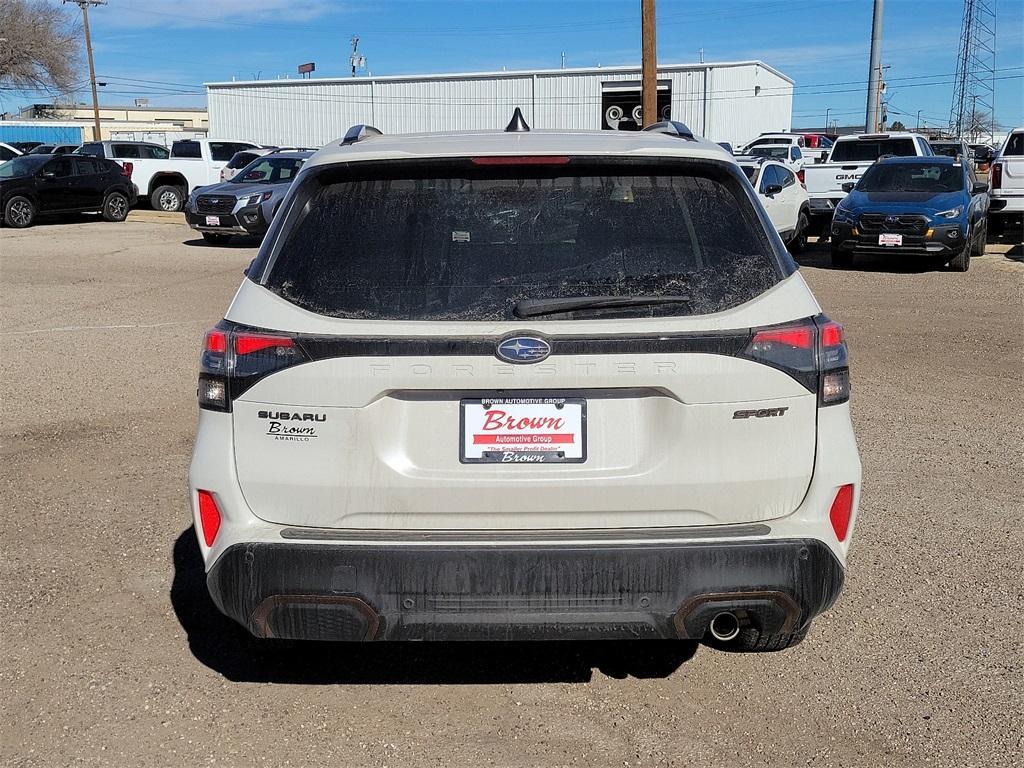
[496,336,551,364]
[885,216,898,224]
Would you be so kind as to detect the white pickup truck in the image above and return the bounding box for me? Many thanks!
[988,127,1024,236]
[803,132,934,226]
[75,138,259,211]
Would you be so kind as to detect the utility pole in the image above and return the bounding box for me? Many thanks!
[865,0,884,132]
[641,0,657,127]
[825,108,831,134]
[64,0,106,141]
[349,36,365,77]
[916,109,922,130]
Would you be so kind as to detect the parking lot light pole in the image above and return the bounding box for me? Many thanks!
[825,108,831,134]
[64,0,107,141]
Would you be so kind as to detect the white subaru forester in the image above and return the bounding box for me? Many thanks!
[189,116,861,652]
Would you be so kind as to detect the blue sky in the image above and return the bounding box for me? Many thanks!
[7,0,1023,131]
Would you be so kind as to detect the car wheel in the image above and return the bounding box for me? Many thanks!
[151,185,184,212]
[972,221,986,256]
[788,213,809,254]
[202,232,232,245]
[4,195,36,228]
[830,248,853,269]
[102,191,130,222]
[948,240,971,272]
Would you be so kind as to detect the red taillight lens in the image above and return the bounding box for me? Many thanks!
[990,162,1002,190]
[197,490,222,547]
[235,333,294,356]
[829,484,855,542]
[820,321,844,348]
[751,325,815,350]
[797,169,805,185]
[121,161,133,178]
[205,329,227,354]
[471,156,571,165]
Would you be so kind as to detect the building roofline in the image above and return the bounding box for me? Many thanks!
[205,60,793,88]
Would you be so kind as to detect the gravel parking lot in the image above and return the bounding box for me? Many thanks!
[2,214,1022,767]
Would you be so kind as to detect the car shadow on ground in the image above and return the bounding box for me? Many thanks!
[795,240,942,273]
[170,530,700,685]
[182,236,261,248]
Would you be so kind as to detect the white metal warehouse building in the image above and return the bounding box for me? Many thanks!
[206,61,793,148]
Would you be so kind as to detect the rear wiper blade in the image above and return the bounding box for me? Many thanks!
[513,294,691,318]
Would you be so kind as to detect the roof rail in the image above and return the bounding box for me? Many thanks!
[642,120,695,140]
[341,124,383,146]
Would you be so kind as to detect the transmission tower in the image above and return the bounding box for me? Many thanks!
[949,0,997,142]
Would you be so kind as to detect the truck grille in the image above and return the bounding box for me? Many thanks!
[858,213,929,235]
[196,195,236,215]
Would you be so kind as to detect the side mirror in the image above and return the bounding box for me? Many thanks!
[764,184,783,196]
[842,182,856,193]
[972,181,989,194]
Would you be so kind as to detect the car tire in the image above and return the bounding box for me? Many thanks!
[972,221,986,256]
[788,213,809,254]
[102,191,130,222]
[4,195,36,228]
[202,232,232,245]
[948,241,971,272]
[830,248,853,269]
[151,185,184,212]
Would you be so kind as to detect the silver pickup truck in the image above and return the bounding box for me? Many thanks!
[804,132,934,227]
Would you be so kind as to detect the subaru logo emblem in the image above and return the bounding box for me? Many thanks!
[496,336,551,364]
[885,215,898,224]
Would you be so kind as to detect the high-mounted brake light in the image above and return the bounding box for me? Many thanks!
[197,490,222,547]
[990,162,1002,190]
[198,324,306,412]
[829,484,855,542]
[471,156,571,166]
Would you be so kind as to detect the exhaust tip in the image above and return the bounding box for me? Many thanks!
[709,611,740,642]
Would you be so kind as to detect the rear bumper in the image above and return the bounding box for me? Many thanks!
[206,537,844,641]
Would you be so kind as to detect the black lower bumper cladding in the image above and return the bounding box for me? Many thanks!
[206,538,844,642]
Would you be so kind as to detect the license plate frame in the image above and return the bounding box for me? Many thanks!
[878,233,903,246]
[205,215,221,226]
[459,397,587,464]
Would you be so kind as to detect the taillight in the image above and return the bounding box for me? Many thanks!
[197,490,222,547]
[743,316,850,405]
[990,162,1002,190]
[797,169,805,185]
[829,484,855,542]
[121,161,133,179]
[198,323,306,411]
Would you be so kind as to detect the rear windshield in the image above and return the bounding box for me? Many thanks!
[228,151,260,169]
[858,163,963,193]
[830,138,917,162]
[1004,133,1024,156]
[930,143,962,158]
[260,160,784,321]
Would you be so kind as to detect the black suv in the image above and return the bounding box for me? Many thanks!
[0,155,137,228]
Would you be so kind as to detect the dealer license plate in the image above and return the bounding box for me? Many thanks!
[879,233,902,246]
[460,397,586,464]
[205,215,221,226]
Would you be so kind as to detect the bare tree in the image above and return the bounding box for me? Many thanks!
[0,0,83,97]
[964,108,1001,142]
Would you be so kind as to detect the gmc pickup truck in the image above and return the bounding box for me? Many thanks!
[988,127,1024,236]
[804,132,934,227]
[75,138,259,212]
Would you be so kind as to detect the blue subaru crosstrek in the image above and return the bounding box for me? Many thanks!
[830,156,990,271]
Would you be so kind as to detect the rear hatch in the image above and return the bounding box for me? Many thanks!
[219,156,825,531]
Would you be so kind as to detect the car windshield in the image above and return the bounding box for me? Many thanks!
[0,155,49,178]
[857,163,963,193]
[234,156,305,183]
[748,146,790,160]
[260,160,783,321]
[930,143,961,158]
[830,138,917,162]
